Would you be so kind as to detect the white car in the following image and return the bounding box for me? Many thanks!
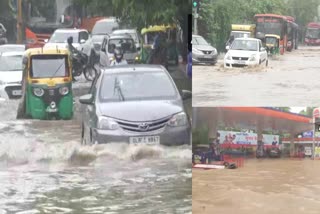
[0,51,24,100]
[44,28,94,60]
[112,29,141,52]
[224,38,268,68]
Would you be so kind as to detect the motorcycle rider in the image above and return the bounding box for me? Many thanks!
[110,47,128,66]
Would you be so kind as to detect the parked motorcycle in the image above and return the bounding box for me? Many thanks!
[67,37,97,81]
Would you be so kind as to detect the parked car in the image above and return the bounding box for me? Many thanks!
[192,34,218,65]
[79,65,191,145]
[0,51,24,100]
[112,29,141,52]
[99,33,139,66]
[224,38,268,68]
[91,18,119,36]
[44,28,95,62]
[0,44,26,53]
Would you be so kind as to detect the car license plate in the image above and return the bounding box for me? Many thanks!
[46,107,58,113]
[237,60,246,64]
[12,90,22,96]
[130,136,160,145]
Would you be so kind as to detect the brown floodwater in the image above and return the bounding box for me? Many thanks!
[193,159,320,214]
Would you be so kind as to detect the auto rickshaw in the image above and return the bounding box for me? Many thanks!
[139,24,179,65]
[265,34,280,56]
[17,47,73,120]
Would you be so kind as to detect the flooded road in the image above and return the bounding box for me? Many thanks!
[193,46,320,106]
[193,159,320,214]
[0,68,192,213]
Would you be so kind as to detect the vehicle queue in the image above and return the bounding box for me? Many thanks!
[0,17,191,146]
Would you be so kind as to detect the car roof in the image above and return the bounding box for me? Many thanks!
[54,28,87,33]
[113,29,136,34]
[1,51,24,56]
[234,37,260,41]
[0,44,25,48]
[101,65,166,74]
[108,34,134,39]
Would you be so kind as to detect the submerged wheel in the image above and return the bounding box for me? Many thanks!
[84,65,97,81]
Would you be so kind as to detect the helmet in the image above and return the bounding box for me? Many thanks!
[114,47,123,63]
[67,36,73,45]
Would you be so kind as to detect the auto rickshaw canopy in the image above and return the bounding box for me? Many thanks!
[141,24,177,35]
[24,47,70,57]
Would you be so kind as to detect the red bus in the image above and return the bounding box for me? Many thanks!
[254,14,288,55]
[305,22,320,45]
[20,0,105,49]
[285,16,299,51]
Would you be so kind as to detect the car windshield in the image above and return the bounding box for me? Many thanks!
[99,71,178,102]
[0,55,23,71]
[306,28,320,38]
[92,21,119,35]
[30,55,69,78]
[114,31,138,42]
[192,36,209,45]
[231,32,250,38]
[49,32,79,43]
[231,40,258,51]
[108,38,136,53]
[0,46,25,53]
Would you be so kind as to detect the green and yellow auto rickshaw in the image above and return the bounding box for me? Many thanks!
[265,34,280,56]
[139,24,179,65]
[17,47,73,120]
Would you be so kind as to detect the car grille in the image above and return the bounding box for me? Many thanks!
[197,57,214,62]
[5,86,22,99]
[232,57,249,61]
[115,116,172,132]
[201,50,212,54]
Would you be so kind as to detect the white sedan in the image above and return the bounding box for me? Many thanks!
[0,51,24,100]
[224,38,268,68]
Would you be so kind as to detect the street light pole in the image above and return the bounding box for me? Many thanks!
[17,0,23,44]
[193,7,198,35]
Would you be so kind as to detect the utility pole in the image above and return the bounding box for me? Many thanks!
[16,0,23,44]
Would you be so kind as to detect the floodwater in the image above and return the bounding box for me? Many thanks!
[193,159,320,214]
[193,46,320,106]
[0,75,191,213]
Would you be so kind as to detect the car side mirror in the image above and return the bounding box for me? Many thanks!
[226,46,230,50]
[260,47,266,52]
[181,90,192,100]
[79,94,94,105]
[80,39,86,44]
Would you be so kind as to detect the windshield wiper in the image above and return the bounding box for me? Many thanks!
[49,60,65,80]
[113,77,125,101]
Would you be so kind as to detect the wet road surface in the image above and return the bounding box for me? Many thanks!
[193,158,320,214]
[193,46,320,106]
[0,67,192,213]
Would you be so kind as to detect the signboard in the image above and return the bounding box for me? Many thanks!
[302,131,320,138]
[305,147,312,156]
[218,131,279,145]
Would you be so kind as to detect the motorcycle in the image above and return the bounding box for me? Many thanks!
[67,37,97,81]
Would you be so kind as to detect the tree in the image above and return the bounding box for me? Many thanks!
[299,107,317,117]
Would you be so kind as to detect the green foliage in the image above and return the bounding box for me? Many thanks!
[192,125,209,146]
[299,107,316,117]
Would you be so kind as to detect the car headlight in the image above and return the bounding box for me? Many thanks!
[59,86,69,95]
[109,57,114,61]
[192,48,202,54]
[212,48,217,55]
[167,112,188,127]
[225,54,232,60]
[249,54,257,61]
[33,88,44,97]
[98,116,120,130]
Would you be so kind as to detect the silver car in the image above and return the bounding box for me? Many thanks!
[79,65,191,146]
[192,34,218,65]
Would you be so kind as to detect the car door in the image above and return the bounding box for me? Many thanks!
[99,37,109,67]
